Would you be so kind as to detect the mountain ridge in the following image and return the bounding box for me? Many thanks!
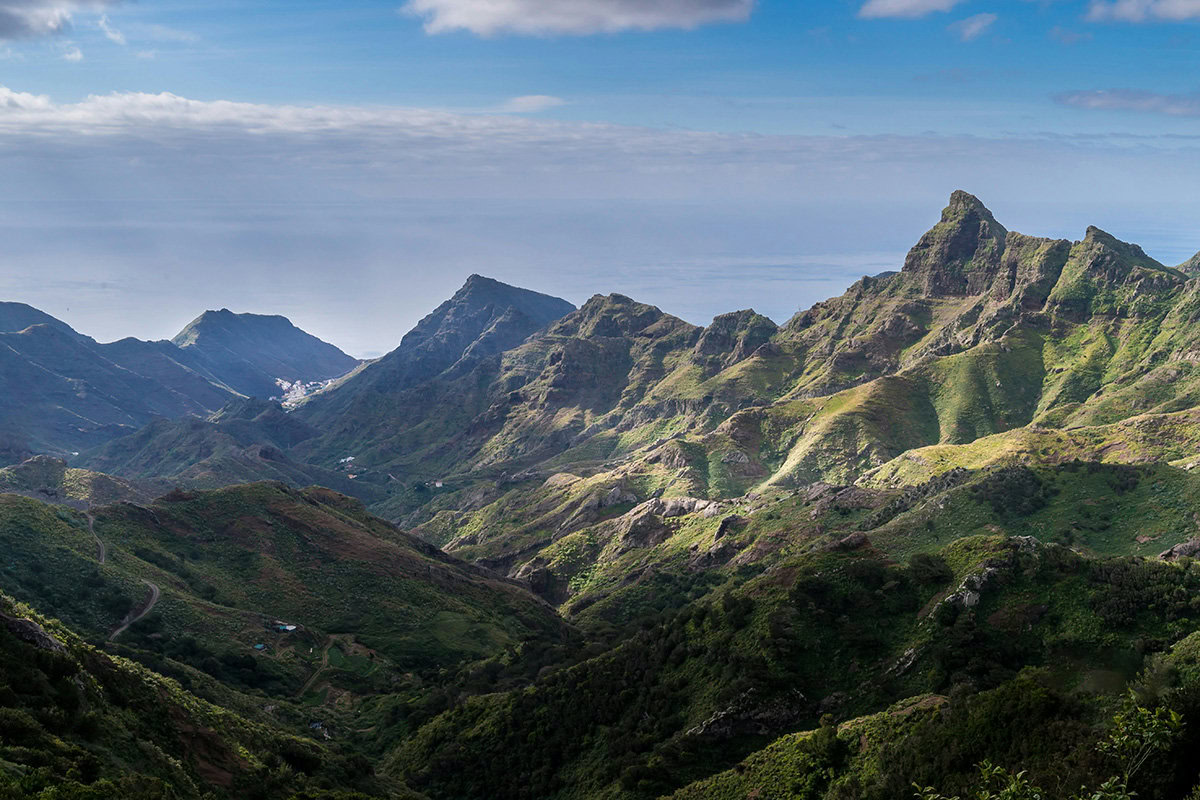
[9,192,1200,798]
[0,304,359,462]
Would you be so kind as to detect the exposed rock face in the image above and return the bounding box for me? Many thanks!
[552,293,676,340]
[941,537,1040,610]
[689,538,743,571]
[306,275,573,413]
[644,496,719,518]
[1,614,66,653]
[992,233,1072,310]
[599,485,637,508]
[1045,227,1183,320]
[1161,539,1200,561]
[1179,250,1200,275]
[616,507,670,553]
[825,532,871,552]
[902,190,1009,297]
[715,514,746,539]
[684,689,808,741]
[692,310,778,374]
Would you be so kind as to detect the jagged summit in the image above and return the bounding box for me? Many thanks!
[294,276,574,425]
[551,293,672,339]
[692,309,777,373]
[1081,225,1164,268]
[901,190,1009,297]
[385,274,574,376]
[945,189,995,217]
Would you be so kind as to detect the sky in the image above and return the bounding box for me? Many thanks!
[1,0,1199,356]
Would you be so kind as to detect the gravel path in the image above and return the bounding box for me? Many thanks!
[109,580,160,641]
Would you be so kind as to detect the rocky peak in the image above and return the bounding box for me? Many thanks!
[389,276,573,373]
[550,294,669,339]
[1080,226,1165,270]
[693,309,778,372]
[902,191,1009,297]
[1045,226,1182,319]
[300,277,573,414]
[946,189,993,216]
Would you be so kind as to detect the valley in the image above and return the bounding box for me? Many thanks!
[5,193,1200,798]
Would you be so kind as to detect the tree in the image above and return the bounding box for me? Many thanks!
[915,694,1183,800]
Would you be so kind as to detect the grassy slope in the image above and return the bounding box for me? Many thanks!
[0,455,150,506]
[0,591,419,799]
[0,483,565,735]
[389,532,1200,800]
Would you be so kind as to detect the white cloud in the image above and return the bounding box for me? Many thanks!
[0,85,1190,186]
[97,12,122,44]
[1087,0,1200,21]
[0,86,49,109]
[1056,88,1200,115]
[401,0,755,36]
[949,12,997,40]
[859,0,965,19]
[495,95,566,113]
[60,42,80,60]
[0,1,116,40]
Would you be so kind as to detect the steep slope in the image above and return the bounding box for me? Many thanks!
[341,192,1200,601]
[173,308,361,399]
[0,300,87,339]
[297,274,575,427]
[98,335,239,411]
[389,532,1200,800]
[0,322,221,458]
[0,590,415,799]
[0,484,564,674]
[0,302,364,461]
[1178,250,1200,274]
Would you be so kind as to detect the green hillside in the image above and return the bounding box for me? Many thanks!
[0,589,422,799]
[10,192,1200,797]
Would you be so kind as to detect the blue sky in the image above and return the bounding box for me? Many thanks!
[10,0,1200,136]
[1,0,1199,355]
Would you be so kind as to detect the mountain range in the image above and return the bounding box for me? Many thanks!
[5,193,1200,798]
[0,305,359,460]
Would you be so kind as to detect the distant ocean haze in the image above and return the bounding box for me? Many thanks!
[0,197,1195,359]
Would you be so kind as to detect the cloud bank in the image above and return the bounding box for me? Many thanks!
[1087,0,1200,21]
[0,0,114,40]
[401,0,755,36]
[1,85,1198,209]
[859,0,965,20]
[3,86,1200,359]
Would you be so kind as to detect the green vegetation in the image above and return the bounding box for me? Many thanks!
[12,193,1200,798]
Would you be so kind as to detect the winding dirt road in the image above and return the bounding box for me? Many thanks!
[109,580,160,641]
[86,512,105,564]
